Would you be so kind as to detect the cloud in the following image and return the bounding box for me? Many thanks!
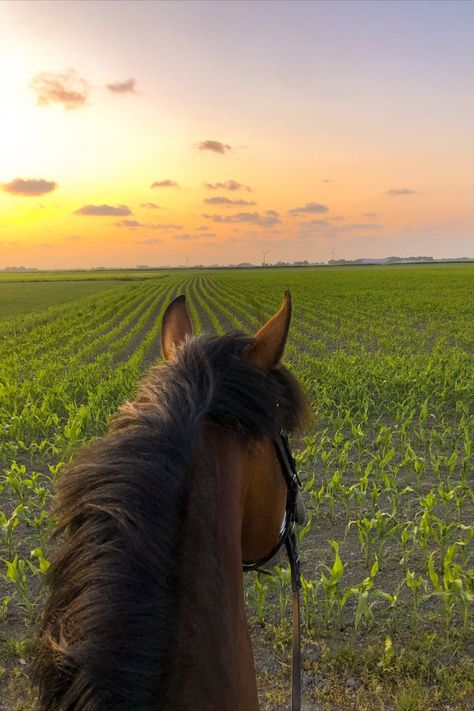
[343,223,382,230]
[299,221,383,238]
[140,202,161,209]
[322,179,333,183]
[113,219,142,228]
[228,236,248,243]
[361,212,379,218]
[147,223,183,230]
[385,188,418,196]
[30,69,90,109]
[288,201,329,216]
[196,140,231,154]
[137,238,162,245]
[204,196,256,207]
[114,219,188,230]
[203,210,280,226]
[151,180,179,189]
[204,180,252,192]
[74,204,132,216]
[106,78,138,94]
[300,219,331,228]
[67,234,83,240]
[194,231,216,238]
[1,178,58,196]
[174,233,194,240]
[40,243,53,248]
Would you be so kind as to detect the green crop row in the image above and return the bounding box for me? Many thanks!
[1,266,472,707]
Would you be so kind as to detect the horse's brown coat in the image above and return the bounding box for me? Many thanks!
[33,293,309,710]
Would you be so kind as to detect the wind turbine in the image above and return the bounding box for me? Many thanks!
[261,250,269,266]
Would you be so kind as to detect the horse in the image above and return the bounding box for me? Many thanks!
[33,290,309,710]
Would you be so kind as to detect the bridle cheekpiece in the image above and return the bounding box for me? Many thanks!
[242,430,303,711]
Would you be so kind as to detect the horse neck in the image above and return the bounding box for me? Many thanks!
[162,421,259,711]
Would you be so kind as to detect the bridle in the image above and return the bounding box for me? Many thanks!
[242,431,303,711]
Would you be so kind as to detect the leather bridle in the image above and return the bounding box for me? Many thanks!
[242,431,303,711]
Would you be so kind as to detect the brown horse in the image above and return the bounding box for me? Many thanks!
[33,291,308,710]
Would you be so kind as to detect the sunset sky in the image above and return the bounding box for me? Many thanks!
[0,0,473,268]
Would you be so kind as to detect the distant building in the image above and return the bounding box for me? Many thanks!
[328,256,438,266]
[3,266,39,272]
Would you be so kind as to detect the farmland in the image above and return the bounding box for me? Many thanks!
[0,264,473,710]
[0,281,122,321]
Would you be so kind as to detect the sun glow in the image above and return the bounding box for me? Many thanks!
[0,0,472,268]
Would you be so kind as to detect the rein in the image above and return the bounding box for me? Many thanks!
[243,432,303,711]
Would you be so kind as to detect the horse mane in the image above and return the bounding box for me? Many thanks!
[33,332,309,710]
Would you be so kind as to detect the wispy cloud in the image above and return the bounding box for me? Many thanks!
[322,179,333,183]
[385,188,418,196]
[174,233,194,240]
[137,237,162,245]
[196,140,231,154]
[343,223,382,230]
[288,201,329,216]
[113,219,142,228]
[299,221,383,237]
[106,78,138,94]
[140,202,161,209]
[204,196,256,207]
[151,180,179,189]
[114,219,187,230]
[299,219,331,228]
[30,69,90,109]
[203,210,280,226]
[204,180,252,192]
[147,223,183,230]
[74,204,132,216]
[1,178,58,196]
[67,234,83,241]
[361,212,379,218]
[228,234,261,244]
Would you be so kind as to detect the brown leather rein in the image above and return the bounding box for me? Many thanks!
[242,432,303,711]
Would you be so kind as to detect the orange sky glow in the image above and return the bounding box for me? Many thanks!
[0,0,473,268]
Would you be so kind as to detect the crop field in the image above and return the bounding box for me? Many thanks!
[0,281,124,321]
[0,264,473,710]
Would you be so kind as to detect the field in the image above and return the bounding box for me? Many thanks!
[0,265,473,710]
[0,282,123,321]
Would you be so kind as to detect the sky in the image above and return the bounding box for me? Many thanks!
[0,0,473,268]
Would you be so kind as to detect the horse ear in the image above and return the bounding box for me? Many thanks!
[241,290,291,370]
[162,295,193,360]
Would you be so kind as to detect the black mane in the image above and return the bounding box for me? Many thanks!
[34,332,308,710]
